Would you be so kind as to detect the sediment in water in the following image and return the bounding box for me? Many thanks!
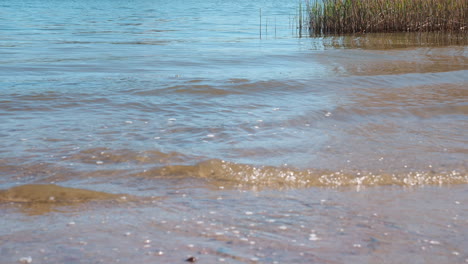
[136,159,468,189]
[0,184,125,203]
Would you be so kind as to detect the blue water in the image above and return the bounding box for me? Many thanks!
[1,1,468,263]
[1,0,467,176]
[1,0,307,78]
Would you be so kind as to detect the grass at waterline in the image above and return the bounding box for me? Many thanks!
[303,0,467,35]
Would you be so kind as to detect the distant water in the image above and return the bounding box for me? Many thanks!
[1,0,467,263]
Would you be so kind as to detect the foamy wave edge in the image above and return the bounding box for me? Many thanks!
[136,159,468,188]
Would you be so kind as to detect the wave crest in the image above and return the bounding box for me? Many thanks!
[136,159,468,188]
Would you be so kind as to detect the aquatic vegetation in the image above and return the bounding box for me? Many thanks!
[303,0,467,34]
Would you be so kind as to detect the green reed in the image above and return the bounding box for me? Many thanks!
[305,0,467,35]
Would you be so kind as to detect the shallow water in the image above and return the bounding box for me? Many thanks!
[1,0,467,263]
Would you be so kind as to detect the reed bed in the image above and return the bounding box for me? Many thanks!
[304,0,467,34]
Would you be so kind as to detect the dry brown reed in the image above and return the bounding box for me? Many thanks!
[305,0,467,34]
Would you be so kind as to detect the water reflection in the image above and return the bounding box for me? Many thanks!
[0,0,467,263]
[307,32,467,49]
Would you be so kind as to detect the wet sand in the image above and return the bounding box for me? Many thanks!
[1,183,467,264]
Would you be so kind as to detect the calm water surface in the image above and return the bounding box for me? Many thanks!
[1,0,467,263]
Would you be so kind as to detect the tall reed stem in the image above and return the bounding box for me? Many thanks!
[305,0,467,35]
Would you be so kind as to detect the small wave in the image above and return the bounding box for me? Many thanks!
[110,40,170,45]
[65,147,189,165]
[133,83,243,97]
[0,184,126,203]
[132,78,307,97]
[135,159,468,188]
[0,184,133,215]
[0,92,111,113]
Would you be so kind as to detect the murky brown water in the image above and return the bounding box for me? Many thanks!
[1,0,467,263]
